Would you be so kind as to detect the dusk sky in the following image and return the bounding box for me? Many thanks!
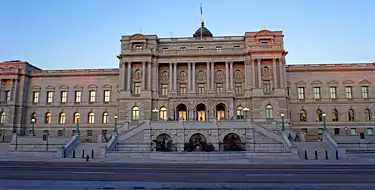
[1,0,374,70]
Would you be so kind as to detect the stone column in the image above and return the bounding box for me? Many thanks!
[9,79,14,101]
[127,63,132,91]
[279,58,284,88]
[230,61,233,90]
[244,61,247,89]
[225,61,229,90]
[188,62,191,92]
[211,62,215,90]
[252,59,256,88]
[192,62,196,92]
[273,58,277,89]
[169,63,173,91]
[148,61,152,90]
[257,59,262,88]
[206,62,210,90]
[0,79,3,101]
[174,63,177,91]
[142,61,146,90]
[283,58,287,88]
[121,63,126,90]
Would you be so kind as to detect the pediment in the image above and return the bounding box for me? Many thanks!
[32,85,41,90]
[359,79,371,85]
[311,80,322,85]
[295,80,307,86]
[45,85,55,90]
[130,34,146,40]
[256,30,274,37]
[327,80,339,85]
[88,84,98,89]
[343,80,355,85]
[73,85,84,89]
[102,84,112,89]
[59,85,69,89]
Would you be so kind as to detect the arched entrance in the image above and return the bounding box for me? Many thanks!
[222,133,245,151]
[176,104,187,120]
[186,133,207,152]
[152,133,175,152]
[216,103,226,121]
[196,103,206,121]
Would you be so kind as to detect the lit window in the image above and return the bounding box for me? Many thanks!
[59,112,66,124]
[135,45,143,51]
[134,83,141,96]
[367,128,373,135]
[102,112,109,124]
[159,107,167,120]
[132,106,140,120]
[216,83,223,94]
[198,83,205,95]
[364,109,371,121]
[161,84,168,96]
[75,91,81,103]
[45,112,51,124]
[179,84,187,95]
[237,106,244,119]
[330,87,337,99]
[265,105,273,118]
[345,86,352,99]
[313,87,321,99]
[350,128,356,135]
[47,91,53,104]
[0,112,6,123]
[298,87,305,100]
[362,86,369,99]
[31,112,37,124]
[263,80,271,93]
[318,128,323,135]
[5,91,10,102]
[235,83,242,95]
[89,90,96,103]
[348,109,355,121]
[73,112,80,124]
[88,112,95,124]
[61,91,67,104]
[216,46,222,52]
[300,109,307,122]
[32,91,39,104]
[332,109,339,121]
[316,109,322,122]
[104,90,111,103]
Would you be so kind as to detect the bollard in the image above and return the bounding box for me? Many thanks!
[325,150,328,160]
[315,150,318,160]
[82,149,85,158]
[304,150,308,160]
[91,150,94,159]
[73,150,75,158]
[336,150,339,160]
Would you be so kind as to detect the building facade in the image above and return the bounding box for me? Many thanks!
[0,24,374,144]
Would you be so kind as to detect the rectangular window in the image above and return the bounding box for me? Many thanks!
[104,90,111,103]
[161,84,168,96]
[235,83,242,95]
[162,48,168,52]
[302,128,308,135]
[233,46,240,49]
[362,86,369,99]
[75,91,81,103]
[57,130,63,137]
[198,83,205,95]
[134,83,141,96]
[367,128,373,135]
[198,47,204,50]
[32,91,39,104]
[60,91,67,104]
[330,87,337,99]
[334,128,340,135]
[261,42,268,48]
[5,91,10,102]
[313,87,321,99]
[297,87,305,100]
[89,90,96,103]
[263,80,271,93]
[345,86,352,99]
[87,130,92,137]
[179,84,187,95]
[135,45,142,51]
[216,83,223,94]
[318,128,323,135]
[47,91,53,104]
[216,46,222,52]
[350,128,356,135]
[180,47,186,51]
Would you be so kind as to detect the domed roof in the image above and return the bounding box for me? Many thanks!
[193,22,213,38]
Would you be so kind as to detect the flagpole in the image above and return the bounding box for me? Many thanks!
[200,3,203,40]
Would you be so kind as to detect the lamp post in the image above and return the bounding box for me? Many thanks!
[31,118,35,136]
[322,113,327,131]
[76,116,80,136]
[280,113,285,131]
[152,108,159,121]
[114,115,118,134]
[243,107,249,120]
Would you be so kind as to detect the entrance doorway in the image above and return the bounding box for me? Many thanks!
[187,133,207,152]
[196,103,206,121]
[216,103,226,121]
[176,104,187,121]
[222,133,245,151]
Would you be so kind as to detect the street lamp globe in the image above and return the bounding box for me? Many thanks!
[322,113,326,117]
[114,115,118,119]
[280,113,285,117]
[31,118,35,123]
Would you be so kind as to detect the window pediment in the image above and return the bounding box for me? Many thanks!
[327,80,339,86]
[343,80,355,85]
[359,79,371,85]
[295,80,307,86]
[45,85,55,90]
[73,85,83,90]
[32,86,41,90]
[102,84,112,89]
[311,80,322,86]
[59,85,69,90]
[88,84,98,89]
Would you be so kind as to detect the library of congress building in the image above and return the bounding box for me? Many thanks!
[0,23,374,147]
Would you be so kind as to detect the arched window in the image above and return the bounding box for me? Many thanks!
[31,112,37,124]
[162,71,168,82]
[73,112,80,124]
[265,105,273,118]
[316,109,322,122]
[364,109,371,121]
[348,109,355,121]
[159,107,167,120]
[332,109,339,121]
[102,112,109,124]
[300,109,307,122]
[180,71,186,81]
[45,112,52,124]
[132,106,140,120]
[197,70,204,81]
[59,112,66,124]
[235,70,241,79]
[134,69,141,80]
[237,106,244,119]
[88,112,95,124]
[216,70,223,78]
[0,112,5,123]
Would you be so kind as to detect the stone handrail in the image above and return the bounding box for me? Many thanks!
[59,135,80,158]
[323,132,346,159]
[106,134,118,151]
[281,132,293,152]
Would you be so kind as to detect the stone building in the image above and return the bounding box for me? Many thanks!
[0,23,374,151]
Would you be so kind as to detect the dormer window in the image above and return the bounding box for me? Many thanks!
[234,46,240,49]
[261,42,268,48]
[198,47,204,50]
[216,46,222,52]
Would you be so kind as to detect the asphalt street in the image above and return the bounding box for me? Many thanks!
[1,161,375,189]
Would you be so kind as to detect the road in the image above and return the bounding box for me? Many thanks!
[1,161,375,189]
